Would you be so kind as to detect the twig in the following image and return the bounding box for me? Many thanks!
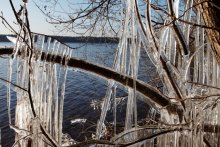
[12,133,33,147]
[187,81,220,91]
[121,128,185,146]
[203,136,212,147]
[167,0,189,55]
[0,77,27,92]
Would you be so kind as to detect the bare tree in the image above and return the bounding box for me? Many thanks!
[0,0,220,146]
[33,0,122,36]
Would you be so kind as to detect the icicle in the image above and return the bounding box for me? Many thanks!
[198,27,205,84]
[166,28,172,60]
[193,13,201,86]
[53,64,59,140]
[206,43,211,86]
[96,80,114,139]
[43,37,51,61]
[7,58,12,124]
[182,0,193,44]
[37,35,45,61]
[57,46,67,88]
[47,67,53,133]
[173,0,179,18]
[125,88,134,129]
[58,47,70,144]
[159,27,169,59]
[50,40,57,60]
[137,23,158,66]
[171,40,176,65]
[55,42,61,56]
[112,85,117,136]
[212,51,217,88]
[131,0,138,128]
[40,37,51,120]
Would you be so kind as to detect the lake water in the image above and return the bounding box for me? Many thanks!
[0,42,158,146]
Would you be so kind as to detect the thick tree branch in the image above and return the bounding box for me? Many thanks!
[0,47,177,112]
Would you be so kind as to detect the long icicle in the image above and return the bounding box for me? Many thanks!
[7,58,12,124]
[58,48,71,145]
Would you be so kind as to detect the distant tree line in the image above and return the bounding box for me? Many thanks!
[0,34,119,43]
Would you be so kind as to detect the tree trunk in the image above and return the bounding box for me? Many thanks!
[196,0,220,63]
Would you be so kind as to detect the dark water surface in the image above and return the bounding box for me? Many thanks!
[0,42,158,146]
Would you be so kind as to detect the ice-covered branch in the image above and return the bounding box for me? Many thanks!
[0,47,174,110]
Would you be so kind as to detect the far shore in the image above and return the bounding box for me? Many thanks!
[0,34,119,43]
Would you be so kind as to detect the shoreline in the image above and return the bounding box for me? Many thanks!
[0,34,119,43]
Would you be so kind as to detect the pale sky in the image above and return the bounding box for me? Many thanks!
[0,0,69,36]
[0,0,120,37]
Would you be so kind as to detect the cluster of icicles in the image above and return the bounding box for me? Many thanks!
[1,0,220,146]
[97,0,220,146]
[6,33,72,146]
